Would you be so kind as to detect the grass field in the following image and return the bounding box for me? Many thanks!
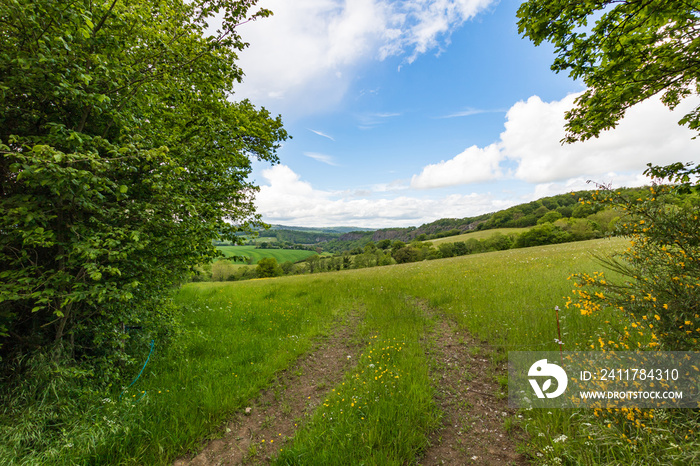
[12,236,692,464]
[427,227,532,245]
[217,245,317,264]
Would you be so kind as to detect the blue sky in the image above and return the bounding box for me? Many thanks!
[230,0,700,228]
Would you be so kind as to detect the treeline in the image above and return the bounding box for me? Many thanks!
[253,242,316,251]
[257,229,340,244]
[197,209,618,282]
[318,190,622,252]
[194,185,681,283]
[246,190,618,252]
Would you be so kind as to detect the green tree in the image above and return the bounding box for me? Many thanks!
[376,239,392,250]
[514,223,570,248]
[392,246,421,264]
[306,255,320,273]
[483,232,515,251]
[0,0,287,365]
[438,242,455,258]
[280,261,294,275]
[537,211,563,224]
[517,0,700,143]
[391,240,406,254]
[256,257,282,278]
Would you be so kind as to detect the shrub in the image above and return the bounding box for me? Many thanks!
[568,181,700,350]
[515,223,571,248]
[211,260,238,281]
[256,258,283,278]
[537,211,563,224]
[392,247,422,264]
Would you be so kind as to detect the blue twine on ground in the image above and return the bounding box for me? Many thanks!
[119,339,155,400]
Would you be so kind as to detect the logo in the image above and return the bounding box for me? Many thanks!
[528,359,568,398]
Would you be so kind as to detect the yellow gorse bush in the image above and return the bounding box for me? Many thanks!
[567,183,700,351]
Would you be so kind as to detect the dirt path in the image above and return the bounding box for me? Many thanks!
[419,310,529,465]
[173,303,528,465]
[173,311,363,465]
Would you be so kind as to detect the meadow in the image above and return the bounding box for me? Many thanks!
[217,245,317,264]
[8,236,689,464]
[427,227,532,245]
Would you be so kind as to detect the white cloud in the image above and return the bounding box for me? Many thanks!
[234,0,497,115]
[435,107,504,119]
[502,94,700,183]
[308,128,335,140]
[410,93,700,189]
[255,164,512,227]
[381,0,496,63]
[255,94,700,228]
[356,111,402,129]
[410,143,503,189]
[304,152,339,166]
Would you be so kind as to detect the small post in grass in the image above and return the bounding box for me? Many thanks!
[554,306,563,364]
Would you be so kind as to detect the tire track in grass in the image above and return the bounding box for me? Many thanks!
[419,305,529,465]
[173,310,363,465]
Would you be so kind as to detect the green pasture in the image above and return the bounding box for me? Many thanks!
[427,227,532,245]
[10,236,681,464]
[217,245,317,264]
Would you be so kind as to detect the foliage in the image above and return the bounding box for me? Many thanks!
[517,0,700,142]
[537,211,562,224]
[482,232,516,251]
[256,257,283,278]
[392,246,423,264]
[316,190,644,254]
[0,0,286,370]
[211,260,240,282]
[553,217,602,241]
[515,223,571,248]
[258,228,341,245]
[568,184,700,351]
[217,245,316,264]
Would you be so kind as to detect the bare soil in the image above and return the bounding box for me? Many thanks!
[419,313,529,466]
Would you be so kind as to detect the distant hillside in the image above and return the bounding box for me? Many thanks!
[255,224,374,246]
[246,187,654,254]
[319,187,655,253]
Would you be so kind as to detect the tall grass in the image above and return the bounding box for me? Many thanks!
[277,287,438,464]
[4,237,653,464]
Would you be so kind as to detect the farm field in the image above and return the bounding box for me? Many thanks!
[427,227,532,245]
[217,245,317,264]
[40,235,675,465]
[238,236,279,244]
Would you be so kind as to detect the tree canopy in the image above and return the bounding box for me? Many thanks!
[0,0,287,364]
[517,0,700,144]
